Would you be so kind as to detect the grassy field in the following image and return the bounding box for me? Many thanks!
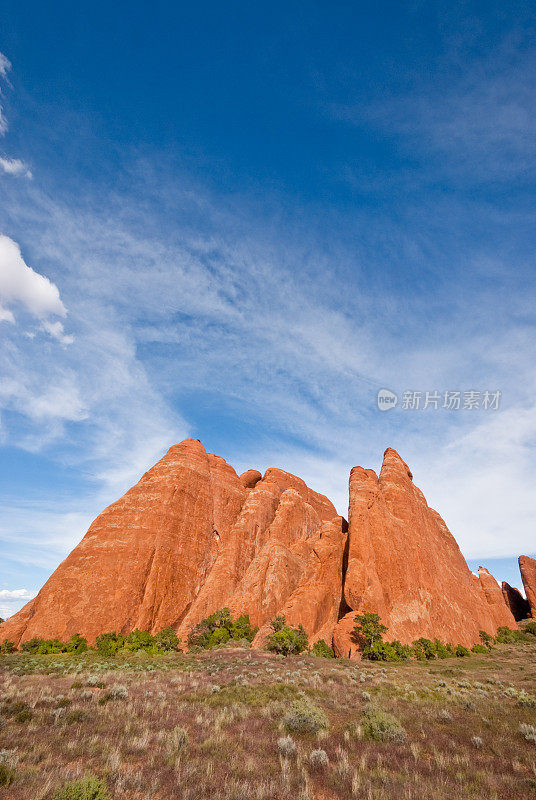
[1,639,536,799]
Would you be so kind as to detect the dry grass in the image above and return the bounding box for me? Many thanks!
[1,640,536,799]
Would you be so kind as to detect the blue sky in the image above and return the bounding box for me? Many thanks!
[1,2,535,617]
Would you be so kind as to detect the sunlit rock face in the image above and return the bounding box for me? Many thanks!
[332,449,516,657]
[0,442,516,655]
[0,439,346,648]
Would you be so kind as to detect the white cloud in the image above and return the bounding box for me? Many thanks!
[0,157,32,179]
[0,588,35,601]
[0,235,70,327]
[0,588,36,620]
[0,52,10,81]
[0,51,11,137]
[41,319,74,345]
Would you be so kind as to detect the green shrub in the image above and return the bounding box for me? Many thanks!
[66,634,88,653]
[494,626,523,644]
[125,629,154,652]
[361,707,406,743]
[352,612,387,654]
[2,699,32,722]
[411,638,436,660]
[471,644,488,654]
[94,632,125,656]
[187,608,257,651]
[0,641,15,654]
[524,621,536,636]
[18,634,87,655]
[282,698,329,734]
[455,644,470,657]
[153,627,180,652]
[52,775,111,800]
[311,639,334,658]
[266,617,308,656]
[479,630,493,648]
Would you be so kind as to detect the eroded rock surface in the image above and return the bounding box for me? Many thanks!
[502,582,530,621]
[332,449,516,655]
[0,442,517,654]
[0,440,345,648]
[519,556,536,618]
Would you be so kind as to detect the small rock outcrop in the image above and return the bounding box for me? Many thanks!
[519,556,536,618]
[502,582,530,621]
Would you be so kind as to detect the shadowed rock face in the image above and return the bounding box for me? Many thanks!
[502,582,530,621]
[0,442,515,654]
[332,449,516,655]
[519,556,536,618]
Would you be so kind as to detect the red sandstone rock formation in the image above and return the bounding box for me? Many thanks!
[332,449,516,656]
[476,567,517,629]
[0,440,345,648]
[502,582,530,621]
[0,441,516,655]
[519,556,536,618]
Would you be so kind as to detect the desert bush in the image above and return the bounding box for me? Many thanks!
[517,690,536,708]
[311,639,334,658]
[188,608,257,651]
[125,629,154,652]
[361,707,407,743]
[18,633,87,655]
[437,709,452,722]
[494,626,523,644]
[352,612,387,655]
[479,630,494,648]
[1,699,33,722]
[266,617,308,656]
[309,749,329,770]
[153,627,180,652]
[277,735,297,758]
[52,775,111,799]
[94,632,125,656]
[519,723,536,743]
[524,620,536,636]
[0,762,15,787]
[99,684,128,704]
[66,633,88,653]
[0,640,15,654]
[411,638,436,660]
[471,735,483,748]
[167,725,189,756]
[282,698,329,734]
[471,644,488,654]
[0,750,17,787]
[455,645,470,657]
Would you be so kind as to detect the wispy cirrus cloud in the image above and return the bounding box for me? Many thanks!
[0,52,32,176]
[0,157,32,179]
